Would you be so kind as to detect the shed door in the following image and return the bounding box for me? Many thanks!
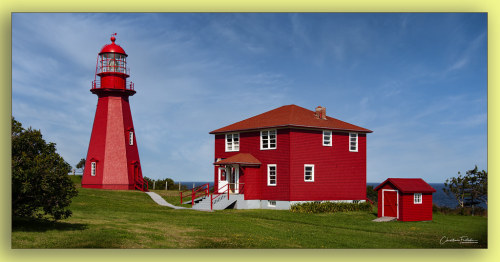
[383,190,398,217]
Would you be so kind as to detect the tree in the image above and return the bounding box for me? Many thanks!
[76,158,86,173]
[12,117,78,220]
[443,165,487,210]
[366,185,378,203]
[143,177,179,190]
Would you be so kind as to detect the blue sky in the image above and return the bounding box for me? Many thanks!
[12,13,487,183]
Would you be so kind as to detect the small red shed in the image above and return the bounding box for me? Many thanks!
[374,178,436,221]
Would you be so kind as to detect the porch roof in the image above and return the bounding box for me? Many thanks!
[214,153,261,166]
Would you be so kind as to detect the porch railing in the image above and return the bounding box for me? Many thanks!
[180,183,210,206]
[135,177,149,192]
[211,183,229,210]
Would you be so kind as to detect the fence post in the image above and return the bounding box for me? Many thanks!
[166,181,168,190]
[153,181,156,190]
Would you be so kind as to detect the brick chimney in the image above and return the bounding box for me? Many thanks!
[315,106,327,120]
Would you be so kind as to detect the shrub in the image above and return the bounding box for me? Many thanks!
[290,201,373,213]
[432,203,487,217]
[12,117,78,220]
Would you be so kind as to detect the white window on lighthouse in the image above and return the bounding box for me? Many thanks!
[129,131,134,146]
[91,162,96,176]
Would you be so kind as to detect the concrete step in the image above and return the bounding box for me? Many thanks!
[372,216,397,222]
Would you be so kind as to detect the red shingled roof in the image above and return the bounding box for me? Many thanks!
[374,178,436,193]
[214,153,261,166]
[209,104,372,134]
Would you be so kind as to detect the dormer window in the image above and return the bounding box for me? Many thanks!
[261,130,277,150]
[225,133,239,152]
[129,131,134,146]
[323,130,332,146]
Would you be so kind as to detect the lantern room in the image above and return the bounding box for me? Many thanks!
[98,35,128,75]
[92,34,133,91]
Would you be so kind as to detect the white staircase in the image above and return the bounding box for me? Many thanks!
[192,193,240,211]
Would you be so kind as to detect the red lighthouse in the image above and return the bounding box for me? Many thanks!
[82,34,148,191]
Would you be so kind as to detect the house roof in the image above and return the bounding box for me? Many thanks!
[374,178,436,193]
[214,153,261,166]
[209,104,372,134]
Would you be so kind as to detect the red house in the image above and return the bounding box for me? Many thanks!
[374,178,436,221]
[208,104,372,209]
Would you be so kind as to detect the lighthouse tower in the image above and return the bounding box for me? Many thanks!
[82,34,148,191]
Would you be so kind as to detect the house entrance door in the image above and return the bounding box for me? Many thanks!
[228,165,240,194]
[218,167,228,193]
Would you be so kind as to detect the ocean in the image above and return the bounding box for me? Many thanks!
[178,181,486,209]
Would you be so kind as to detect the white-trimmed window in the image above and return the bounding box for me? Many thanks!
[323,130,332,146]
[261,130,277,150]
[349,133,358,152]
[268,200,276,207]
[129,131,134,146]
[225,133,240,152]
[267,164,277,186]
[304,164,314,182]
[414,193,422,204]
[91,162,96,176]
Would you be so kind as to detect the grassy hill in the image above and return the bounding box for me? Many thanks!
[11,176,487,248]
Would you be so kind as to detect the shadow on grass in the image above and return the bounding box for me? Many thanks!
[12,216,88,232]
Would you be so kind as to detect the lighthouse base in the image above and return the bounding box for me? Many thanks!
[82,184,136,190]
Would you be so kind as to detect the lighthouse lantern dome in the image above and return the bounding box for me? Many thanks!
[97,34,129,75]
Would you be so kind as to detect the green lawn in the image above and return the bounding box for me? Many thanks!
[11,177,487,248]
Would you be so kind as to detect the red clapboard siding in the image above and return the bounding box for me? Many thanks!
[214,129,291,201]
[399,193,433,221]
[289,129,367,201]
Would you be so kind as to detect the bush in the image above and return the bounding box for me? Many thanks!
[290,201,373,213]
[366,185,378,203]
[143,177,187,190]
[432,204,487,217]
[12,117,78,220]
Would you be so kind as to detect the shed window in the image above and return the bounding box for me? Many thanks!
[225,133,240,152]
[267,164,277,186]
[323,130,332,146]
[304,164,314,182]
[129,131,134,146]
[91,162,96,176]
[261,130,277,150]
[349,133,358,152]
[414,193,422,204]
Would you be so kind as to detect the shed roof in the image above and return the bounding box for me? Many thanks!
[374,178,436,193]
[214,153,261,166]
[210,104,372,134]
